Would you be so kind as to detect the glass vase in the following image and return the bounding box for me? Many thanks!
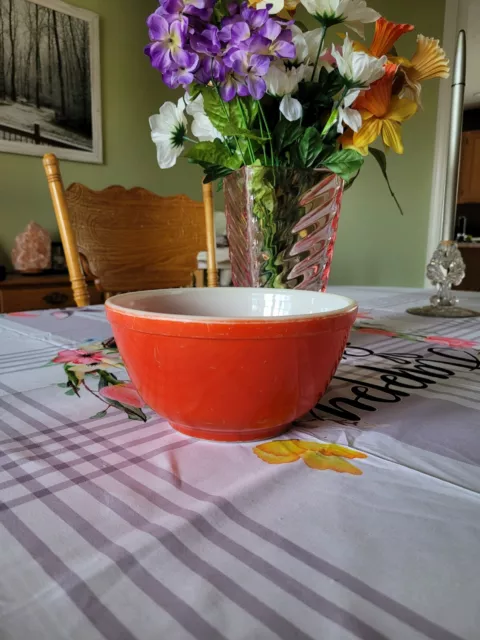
[224,166,344,291]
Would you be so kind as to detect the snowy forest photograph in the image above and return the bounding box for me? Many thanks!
[0,0,102,163]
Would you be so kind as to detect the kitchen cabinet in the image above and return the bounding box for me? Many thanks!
[459,131,480,204]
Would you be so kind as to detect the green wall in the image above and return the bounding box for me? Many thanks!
[0,0,445,286]
[329,0,446,287]
[0,0,204,267]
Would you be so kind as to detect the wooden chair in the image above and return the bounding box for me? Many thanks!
[43,153,217,307]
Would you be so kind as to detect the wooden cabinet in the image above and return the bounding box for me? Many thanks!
[459,131,480,204]
[455,245,480,292]
[0,273,103,313]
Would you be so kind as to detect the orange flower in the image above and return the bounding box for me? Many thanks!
[339,18,414,59]
[401,35,450,105]
[353,63,417,154]
[253,440,367,475]
[370,17,414,58]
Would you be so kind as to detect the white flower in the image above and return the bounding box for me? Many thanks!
[337,89,361,133]
[149,98,187,169]
[300,0,380,38]
[280,95,303,121]
[332,34,386,87]
[254,0,285,14]
[184,91,203,116]
[304,28,329,64]
[185,93,223,142]
[291,26,333,80]
[265,62,305,96]
[291,25,309,63]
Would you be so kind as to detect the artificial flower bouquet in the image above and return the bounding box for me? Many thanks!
[146,0,448,186]
[145,0,449,288]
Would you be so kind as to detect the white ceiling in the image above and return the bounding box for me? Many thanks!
[458,0,480,108]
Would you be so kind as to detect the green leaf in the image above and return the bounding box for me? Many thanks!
[222,124,265,142]
[101,396,148,422]
[57,382,69,389]
[369,147,404,215]
[91,409,108,419]
[187,84,202,102]
[98,370,122,390]
[186,140,242,170]
[240,97,259,127]
[201,88,243,134]
[298,127,324,168]
[64,366,80,395]
[322,149,364,181]
[65,388,76,396]
[344,170,361,191]
[273,117,303,152]
[126,407,148,422]
[201,89,258,137]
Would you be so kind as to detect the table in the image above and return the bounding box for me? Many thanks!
[1,287,480,640]
[0,273,103,313]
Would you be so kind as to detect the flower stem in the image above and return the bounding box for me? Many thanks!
[82,378,110,406]
[213,84,246,164]
[237,98,256,164]
[310,25,328,82]
[321,85,350,137]
[184,136,197,144]
[257,105,268,166]
[258,102,274,167]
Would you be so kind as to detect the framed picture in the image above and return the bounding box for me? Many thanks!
[0,0,102,163]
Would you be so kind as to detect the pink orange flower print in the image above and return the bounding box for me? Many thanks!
[424,336,478,349]
[50,341,147,422]
[100,382,145,408]
[253,440,367,475]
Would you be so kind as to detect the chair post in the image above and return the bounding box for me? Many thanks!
[42,154,90,307]
[202,181,218,288]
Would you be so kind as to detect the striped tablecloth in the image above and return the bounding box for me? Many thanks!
[1,287,480,640]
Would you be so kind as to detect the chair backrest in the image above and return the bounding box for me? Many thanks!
[43,154,207,305]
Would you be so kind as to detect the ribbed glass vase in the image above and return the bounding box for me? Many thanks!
[224,166,344,291]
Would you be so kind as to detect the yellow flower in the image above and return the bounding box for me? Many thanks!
[340,129,369,156]
[401,35,450,106]
[353,63,417,154]
[253,440,367,475]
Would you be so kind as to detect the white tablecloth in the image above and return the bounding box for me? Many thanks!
[1,287,479,640]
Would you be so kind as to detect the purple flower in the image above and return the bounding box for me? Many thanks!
[247,31,295,58]
[240,5,269,30]
[219,21,251,45]
[163,51,200,87]
[164,0,213,19]
[225,50,270,99]
[145,0,296,96]
[149,5,186,25]
[195,56,226,83]
[219,73,245,101]
[259,18,282,41]
[146,15,189,71]
[191,24,221,55]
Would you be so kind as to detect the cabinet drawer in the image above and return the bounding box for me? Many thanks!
[1,285,102,313]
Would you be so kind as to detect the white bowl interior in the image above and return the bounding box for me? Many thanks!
[107,288,355,320]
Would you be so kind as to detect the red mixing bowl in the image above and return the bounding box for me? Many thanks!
[106,288,357,442]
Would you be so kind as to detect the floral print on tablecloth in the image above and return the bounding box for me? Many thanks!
[49,340,147,422]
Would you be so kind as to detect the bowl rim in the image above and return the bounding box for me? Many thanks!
[105,288,358,324]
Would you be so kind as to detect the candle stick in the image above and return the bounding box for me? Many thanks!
[407,30,479,318]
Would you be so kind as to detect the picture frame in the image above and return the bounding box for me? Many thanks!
[0,0,102,164]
